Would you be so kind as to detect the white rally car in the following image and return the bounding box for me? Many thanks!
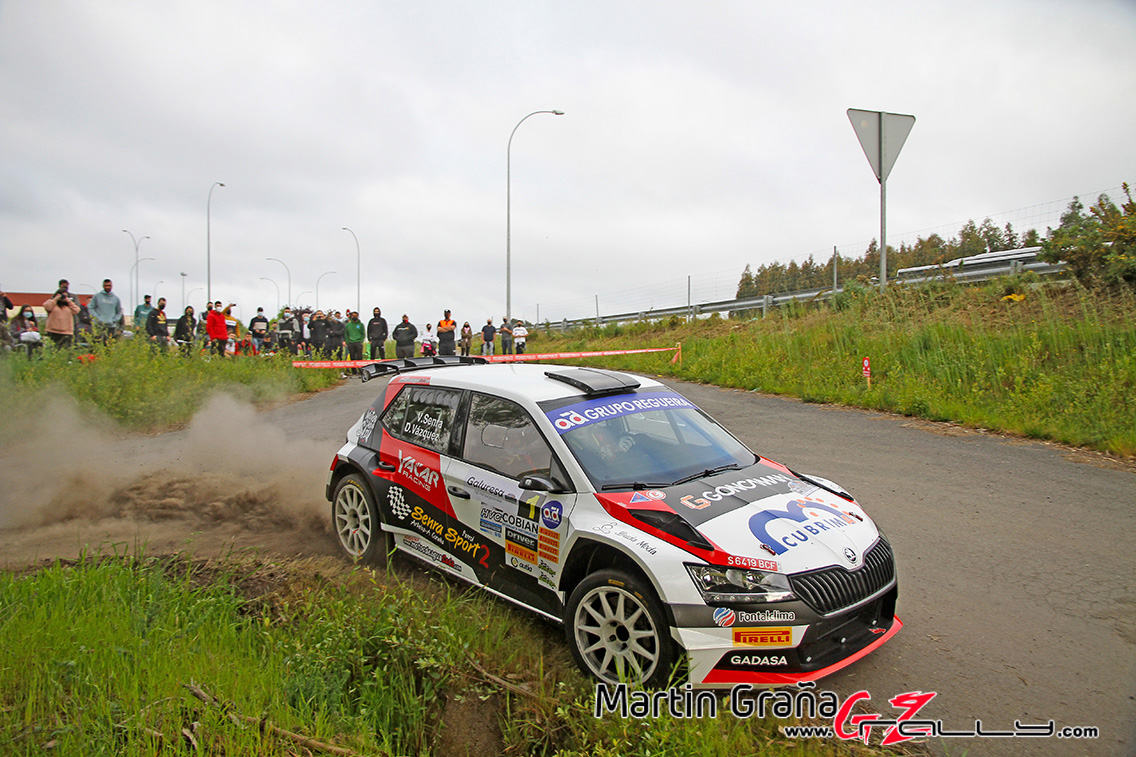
[327,358,900,687]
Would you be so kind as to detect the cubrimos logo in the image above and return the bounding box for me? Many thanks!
[748,498,858,555]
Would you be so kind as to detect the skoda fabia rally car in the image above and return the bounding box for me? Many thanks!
[327,358,900,688]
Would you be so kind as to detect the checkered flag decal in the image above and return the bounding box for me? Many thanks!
[389,486,410,520]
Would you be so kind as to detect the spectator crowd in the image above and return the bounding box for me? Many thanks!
[3,277,534,361]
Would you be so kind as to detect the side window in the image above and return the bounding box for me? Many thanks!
[381,385,462,453]
[464,394,554,481]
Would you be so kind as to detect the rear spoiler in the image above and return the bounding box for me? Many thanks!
[360,355,487,382]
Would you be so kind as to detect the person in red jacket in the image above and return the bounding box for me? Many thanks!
[205,300,230,356]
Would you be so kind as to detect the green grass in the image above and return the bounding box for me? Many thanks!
[0,337,341,430]
[0,554,883,756]
[529,278,1136,456]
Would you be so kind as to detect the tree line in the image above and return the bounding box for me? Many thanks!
[736,184,1134,297]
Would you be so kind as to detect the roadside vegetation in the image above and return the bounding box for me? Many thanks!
[530,277,1136,457]
[0,552,907,756]
[528,190,1136,457]
[0,337,340,430]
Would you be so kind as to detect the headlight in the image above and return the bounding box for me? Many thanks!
[685,564,795,605]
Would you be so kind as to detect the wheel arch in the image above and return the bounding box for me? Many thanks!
[327,456,373,502]
[560,538,673,624]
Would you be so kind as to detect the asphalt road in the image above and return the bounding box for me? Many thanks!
[5,374,1133,756]
[665,378,1136,757]
[269,375,1136,756]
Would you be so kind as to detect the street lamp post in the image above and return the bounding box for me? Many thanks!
[342,227,360,314]
[129,257,156,321]
[122,229,150,313]
[266,257,291,308]
[153,280,164,299]
[316,271,336,311]
[260,277,280,314]
[187,288,203,309]
[180,272,188,312]
[295,291,312,308]
[207,182,225,304]
[507,109,563,320]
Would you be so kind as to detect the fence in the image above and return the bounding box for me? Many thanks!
[548,248,1066,331]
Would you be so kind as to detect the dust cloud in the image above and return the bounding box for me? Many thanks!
[0,392,337,566]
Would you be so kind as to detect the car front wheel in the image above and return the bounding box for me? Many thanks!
[566,569,676,687]
[332,473,390,566]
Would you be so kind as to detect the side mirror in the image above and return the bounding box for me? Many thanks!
[519,474,562,493]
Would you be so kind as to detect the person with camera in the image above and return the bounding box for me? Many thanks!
[43,279,81,348]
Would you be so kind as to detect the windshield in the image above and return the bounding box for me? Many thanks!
[544,392,755,490]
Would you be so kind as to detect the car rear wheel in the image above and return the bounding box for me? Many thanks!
[566,569,676,687]
[332,473,390,567]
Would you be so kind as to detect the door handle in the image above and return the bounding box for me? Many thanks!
[374,461,396,472]
[447,486,471,499]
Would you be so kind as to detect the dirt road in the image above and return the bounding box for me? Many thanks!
[2,376,1133,756]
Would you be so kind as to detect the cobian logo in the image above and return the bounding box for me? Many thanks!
[732,627,792,647]
[713,607,736,628]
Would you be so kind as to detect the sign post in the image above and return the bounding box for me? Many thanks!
[848,109,915,289]
[862,356,872,389]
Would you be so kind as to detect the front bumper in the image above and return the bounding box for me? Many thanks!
[680,583,900,688]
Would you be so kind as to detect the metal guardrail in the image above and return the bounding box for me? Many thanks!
[549,251,1066,331]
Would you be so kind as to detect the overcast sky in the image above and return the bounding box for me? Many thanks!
[2,0,1134,325]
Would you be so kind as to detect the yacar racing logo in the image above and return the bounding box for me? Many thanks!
[748,498,858,555]
[397,449,439,492]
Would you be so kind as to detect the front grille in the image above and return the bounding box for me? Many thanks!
[789,539,895,615]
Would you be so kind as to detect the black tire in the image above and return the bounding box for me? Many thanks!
[565,569,677,687]
[331,473,391,567]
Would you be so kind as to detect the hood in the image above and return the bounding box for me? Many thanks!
[593,460,879,575]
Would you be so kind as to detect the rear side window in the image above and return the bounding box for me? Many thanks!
[381,385,462,454]
[463,393,556,481]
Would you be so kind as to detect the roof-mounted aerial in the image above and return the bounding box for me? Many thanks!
[544,367,640,396]
[360,356,487,382]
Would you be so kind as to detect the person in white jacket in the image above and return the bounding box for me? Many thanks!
[417,322,439,356]
[512,321,528,354]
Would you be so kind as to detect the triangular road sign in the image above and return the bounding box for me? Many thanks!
[848,109,915,183]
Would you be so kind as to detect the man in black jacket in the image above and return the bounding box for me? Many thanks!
[325,313,346,358]
[308,310,329,356]
[145,297,169,350]
[367,307,388,360]
[392,315,417,359]
[276,308,298,354]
